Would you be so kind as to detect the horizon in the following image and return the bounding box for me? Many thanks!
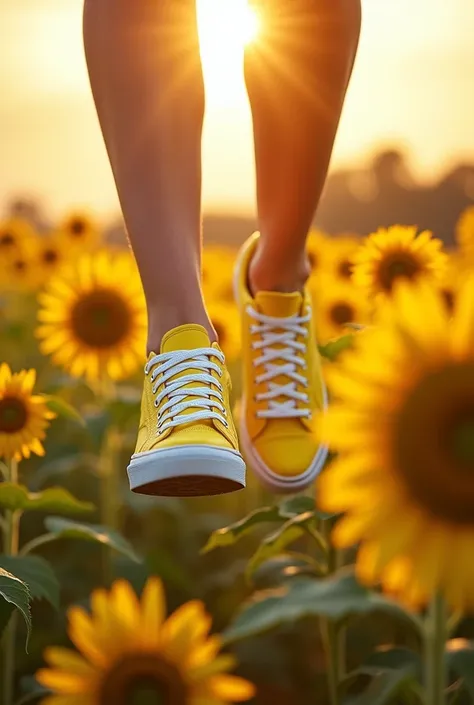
[1,0,474,218]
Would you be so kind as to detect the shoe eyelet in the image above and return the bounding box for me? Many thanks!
[154,400,159,407]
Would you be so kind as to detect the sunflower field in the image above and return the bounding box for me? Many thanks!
[1,207,474,705]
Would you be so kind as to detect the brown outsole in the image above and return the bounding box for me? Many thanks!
[131,474,244,497]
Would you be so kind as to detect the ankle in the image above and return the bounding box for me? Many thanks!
[146,304,216,355]
[248,245,310,296]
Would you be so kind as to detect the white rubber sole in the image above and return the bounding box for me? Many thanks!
[127,444,246,497]
[233,237,329,493]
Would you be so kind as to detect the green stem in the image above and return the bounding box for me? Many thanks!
[2,458,21,705]
[99,423,121,586]
[320,520,345,705]
[425,593,447,705]
[19,533,58,557]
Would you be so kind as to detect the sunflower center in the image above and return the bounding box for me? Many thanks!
[330,302,355,327]
[393,361,474,525]
[0,232,15,247]
[43,249,58,264]
[13,260,26,273]
[0,397,28,433]
[70,219,86,235]
[70,289,131,348]
[441,288,455,314]
[378,252,421,292]
[338,260,353,279]
[99,654,187,705]
[448,411,474,467]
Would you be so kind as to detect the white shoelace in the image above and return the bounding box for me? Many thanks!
[248,305,311,419]
[145,348,227,434]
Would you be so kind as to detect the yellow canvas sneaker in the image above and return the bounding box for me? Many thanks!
[127,324,246,497]
[234,233,328,493]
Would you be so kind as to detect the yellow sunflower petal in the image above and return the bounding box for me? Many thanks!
[161,601,209,661]
[140,577,166,646]
[208,675,256,702]
[40,696,90,705]
[44,647,98,678]
[35,669,91,694]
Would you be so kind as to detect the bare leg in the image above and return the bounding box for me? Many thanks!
[83,0,211,352]
[245,0,361,293]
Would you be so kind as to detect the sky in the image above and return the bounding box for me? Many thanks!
[1,0,474,218]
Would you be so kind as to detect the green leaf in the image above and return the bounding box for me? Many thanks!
[365,647,422,679]
[44,395,85,426]
[201,506,282,554]
[252,554,324,590]
[224,568,420,643]
[342,667,421,705]
[278,496,315,517]
[318,333,354,361]
[446,643,474,698]
[0,556,60,610]
[31,454,99,490]
[247,512,325,579]
[44,517,141,563]
[0,483,94,514]
[0,568,32,646]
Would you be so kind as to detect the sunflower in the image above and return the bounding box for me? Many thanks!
[0,364,55,461]
[1,250,42,293]
[435,252,471,315]
[352,225,447,301]
[306,228,330,275]
[36,234,71,279]
[208,301,241,361]
[456,206,474,259]
[309,278,371,343]
[36,577,255,705]
[318,278,474,610]
[325,234,361,282]
[36,251,147,382]
[202,245,236,303]
[0,217,36,258]
[58,211,100,252]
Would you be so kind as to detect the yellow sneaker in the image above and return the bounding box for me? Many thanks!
[127,324,246,497]
[234,233,328,493]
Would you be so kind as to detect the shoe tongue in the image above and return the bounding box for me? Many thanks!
[255,291,303,318]
[160,324,211,353]
[254,291,305,434]
[158,324,215,431]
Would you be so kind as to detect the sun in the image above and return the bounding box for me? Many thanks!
[198,0,259,55]
[197,0,260,99]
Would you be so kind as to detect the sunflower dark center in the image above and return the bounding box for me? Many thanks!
[393,362,474,525]
[378,252,422,293]
[70,219,86,235]
[338,260,353,279]
[98,653,187,705]
[0,397,28,433]
[448,410,474,467]
[43,248,58,264]
[70,288,131,348]
[13,260,26,273]
[330,302,355,327]
[0,232,15,247]
[441,288,455,314]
